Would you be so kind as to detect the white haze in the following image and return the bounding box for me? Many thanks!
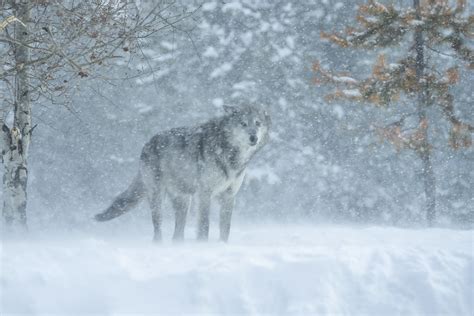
[1,0,473,315]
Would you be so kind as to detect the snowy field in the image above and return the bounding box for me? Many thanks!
[1,224,473,315]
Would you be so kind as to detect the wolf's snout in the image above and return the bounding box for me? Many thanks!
[249,135,258,145]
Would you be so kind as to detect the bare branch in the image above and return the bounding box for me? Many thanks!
[0,15,26,31]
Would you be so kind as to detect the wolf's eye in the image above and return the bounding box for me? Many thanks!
[241,122,248,127]
[255,120,261,127]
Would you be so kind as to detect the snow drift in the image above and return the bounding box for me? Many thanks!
[1,225,473,315]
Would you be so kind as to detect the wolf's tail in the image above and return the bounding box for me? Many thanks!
[95,173,145,221]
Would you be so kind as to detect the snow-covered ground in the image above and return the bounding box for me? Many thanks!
[1,224,473,315]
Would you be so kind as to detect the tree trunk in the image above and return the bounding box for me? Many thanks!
[414,0,436,226]
[2,0,31,230]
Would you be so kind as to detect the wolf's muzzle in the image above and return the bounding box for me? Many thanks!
[249,135,258,146]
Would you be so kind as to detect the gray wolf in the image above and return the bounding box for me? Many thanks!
[95,105,270,242]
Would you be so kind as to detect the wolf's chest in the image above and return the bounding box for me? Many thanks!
[212,168,246,194]
[198,156,245,193]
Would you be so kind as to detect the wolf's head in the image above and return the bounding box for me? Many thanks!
[223,104,271,149]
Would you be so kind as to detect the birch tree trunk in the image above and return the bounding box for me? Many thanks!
[414,0,436,226]
[2,0,31,230]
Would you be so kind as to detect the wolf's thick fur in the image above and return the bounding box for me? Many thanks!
[95,105,270,241]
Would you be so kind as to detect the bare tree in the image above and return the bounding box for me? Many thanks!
[313,0,473,225]
[0,0,196,230]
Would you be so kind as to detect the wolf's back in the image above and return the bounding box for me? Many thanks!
[95,173,145,221]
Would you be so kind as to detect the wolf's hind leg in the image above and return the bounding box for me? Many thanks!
[218,189,235,242]
[171,194,191,241]
[147,188,163,242]
[197,191,211,241]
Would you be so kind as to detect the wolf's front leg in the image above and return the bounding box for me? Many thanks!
[171,194,191,241]
[197,191,211,241]
[218,189,235,242]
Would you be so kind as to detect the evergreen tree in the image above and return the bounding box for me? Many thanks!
[313,0,473,225]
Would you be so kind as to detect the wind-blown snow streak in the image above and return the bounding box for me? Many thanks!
[1,225,473,315]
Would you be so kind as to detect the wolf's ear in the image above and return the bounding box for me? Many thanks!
[223,105,239,116]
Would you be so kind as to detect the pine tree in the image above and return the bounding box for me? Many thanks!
[313,0,473,225]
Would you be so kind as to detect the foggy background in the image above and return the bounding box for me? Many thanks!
[18,0,473,230]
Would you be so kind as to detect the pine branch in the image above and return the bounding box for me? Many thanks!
[313,56,421,106]
[321,0,473,61]
[321,1,412,48]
